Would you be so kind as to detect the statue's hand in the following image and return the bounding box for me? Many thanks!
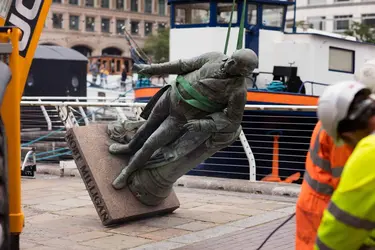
[133,64,151,76]
[183,120,201,132]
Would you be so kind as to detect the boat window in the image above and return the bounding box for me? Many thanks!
[217,2,237,24]
[262,5,284,28]
[328,47,354,73]
[248,4,257,25]
[174,3,210,25]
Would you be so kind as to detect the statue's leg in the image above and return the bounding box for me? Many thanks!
[112,116,183,189]
[109,90,171,155]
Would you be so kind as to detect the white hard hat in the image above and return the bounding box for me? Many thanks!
[355,59,375,92]
[317,81,370,145]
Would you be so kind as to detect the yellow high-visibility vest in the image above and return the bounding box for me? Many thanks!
[314,133,375,250]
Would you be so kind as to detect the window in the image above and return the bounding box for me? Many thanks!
[52,13,63,29]
[145,22,153,35]
[307,0,326,4]
[174,3,210,25]
[262,5,284,28]
[116,19,125,34]
[362,14,375,29]
[69,0,79,5]
[284,19,294,31]
[86,16,95,32]
[217,3,237,24]
[116,0,124,9]
[101,18,110,33]
[69,15,80,30]
[307,16,326,30]
[131,0,138,12]
[85,0,94,7]
[158,23,166,30]
[248,4,257,25]
[159,0,165,16]
[329,47,354,73]
[101,0,109,8]
[145,0,152,13]
[334,15,352,31]
[52,0,62,3]
[131,21,139,35]
[334,0,350,2]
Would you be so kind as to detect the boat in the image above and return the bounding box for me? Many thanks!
[82,0,375,183]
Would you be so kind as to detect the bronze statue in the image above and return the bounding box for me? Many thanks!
[107,49,258,206]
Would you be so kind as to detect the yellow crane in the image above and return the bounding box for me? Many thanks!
[0,1,52,249]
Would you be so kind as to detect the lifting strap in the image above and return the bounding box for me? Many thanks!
[224,0,247,54]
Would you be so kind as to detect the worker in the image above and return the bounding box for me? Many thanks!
[314,80,375,249]
[295,59,375,249]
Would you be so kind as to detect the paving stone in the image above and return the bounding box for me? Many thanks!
[53,206,98,218]
[139,228,190,241]
[48,198,93,207]
[175,221,216,231]
[140,216,194,228]
[62,231,113,242]
[66,124,180,226]
[80,234,153,249]
[108,224,160,236]
[188,211,247,224]
[130,241,186,250]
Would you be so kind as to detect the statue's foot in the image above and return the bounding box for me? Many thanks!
[112,167,131,190]
[109,143,132,155]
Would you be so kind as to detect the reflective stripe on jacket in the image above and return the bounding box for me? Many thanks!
[315,134,375,250]
[304,121,352,196]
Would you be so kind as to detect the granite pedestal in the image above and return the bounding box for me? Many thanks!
[65,124,180,226]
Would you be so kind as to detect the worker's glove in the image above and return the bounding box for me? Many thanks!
[183,119,215,133]
[133,64,152,76]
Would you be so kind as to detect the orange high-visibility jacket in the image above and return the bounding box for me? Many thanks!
[295,121,352,250]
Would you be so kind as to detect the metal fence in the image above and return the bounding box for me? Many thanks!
[20,97,318,184]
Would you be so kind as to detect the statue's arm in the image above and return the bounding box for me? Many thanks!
[140,52,223,76]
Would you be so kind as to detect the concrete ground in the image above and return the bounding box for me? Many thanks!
[20,175,296,250]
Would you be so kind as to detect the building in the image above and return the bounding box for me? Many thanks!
[286,0,375,33]
[40,0,170,57]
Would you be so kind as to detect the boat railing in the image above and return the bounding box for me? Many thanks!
[20,98,318,185]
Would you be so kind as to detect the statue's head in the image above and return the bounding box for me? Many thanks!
[224,49,258,77]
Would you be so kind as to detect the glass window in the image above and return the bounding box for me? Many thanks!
[52,13,63,29]
[116,19,125,34]
[248,4,257,25]
[174,3,210,25]
[86,0,94,7]
[262,5,284,28]
[131,21,139,35]
[101,18,110,33]
[158,22,166,30]
[131,0,138,12]
[145,0,152,13]
[159,0,165,16]
[217,3,237,24]
[101,0,109,8]
[69,15,80,30]
[86,16,95,32]
[307,16,326,30]
[145,22,153,35]
[334,15,352,31]
[69,0,78,5]
[116,0,124,9]
[52,0,62,3]
[362,14,375,28]
[329,47,354,73]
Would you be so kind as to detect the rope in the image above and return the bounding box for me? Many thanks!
[236,0,247,50]
[223,0,236,54]
[35,151,72,161]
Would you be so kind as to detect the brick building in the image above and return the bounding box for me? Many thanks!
[40,0,170,57]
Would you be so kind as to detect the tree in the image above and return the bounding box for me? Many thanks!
[143,28,169,63]
[344,21,375,43]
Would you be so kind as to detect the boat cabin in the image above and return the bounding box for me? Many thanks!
[168,0,375,96]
